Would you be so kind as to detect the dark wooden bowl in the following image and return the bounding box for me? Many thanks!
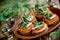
[13,7,60,39]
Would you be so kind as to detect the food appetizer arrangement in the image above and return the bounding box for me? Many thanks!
[0,0,60,39]
[15,0,59,36]
[32,22,48,34]
[18,7,59,35]
[34,7,59,25]
[44,13,59,25]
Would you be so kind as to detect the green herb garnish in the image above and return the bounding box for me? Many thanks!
[23,16,28,21]
[42,8,47,12]
[23,16,32,21]
[38,9,43,14]
[26,16,32,20]
[45,13,53,19]
[38,22,42,25]
[21,22,28,28]
[38,8,47,14]
[35,4,39,9]
[34,22,42,27]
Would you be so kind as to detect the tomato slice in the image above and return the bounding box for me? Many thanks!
[44,14,58,25]
[20,23,33,33]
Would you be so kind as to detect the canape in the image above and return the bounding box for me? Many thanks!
[34,8,47,19]
[23,16,36,23]
[44,13,59,25]
[32,22,48,34]
[19,22,33,35]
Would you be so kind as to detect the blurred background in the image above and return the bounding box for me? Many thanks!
[0,0,60,40]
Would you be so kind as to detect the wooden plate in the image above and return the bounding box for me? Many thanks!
[13,7,60,39]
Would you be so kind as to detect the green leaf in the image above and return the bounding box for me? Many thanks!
[38,9,43,14]
[50,29,60,37]
[3,8,12,18]
[0,10,3,14]
[40,3,45,7]
[45,13,53,19]
[23,16,28,21]
[38,22,42,25]
[21,22,28,27]
[42,8,47,12]
[34,22,42,27]
[0,0,13,5]
[12,7,19,14]
[36,0,39,4]
[50,32,58,37]
[0,15,4,22]
[22,7,29,14]
[23,1,29,7]
[35,4,39,9]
